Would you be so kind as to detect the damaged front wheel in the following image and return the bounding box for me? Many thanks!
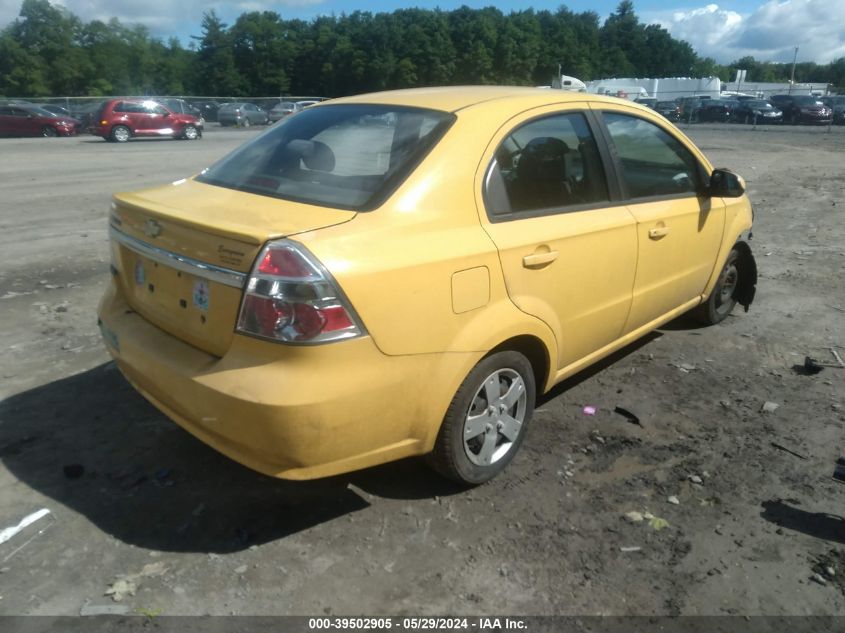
[693,246,756,325]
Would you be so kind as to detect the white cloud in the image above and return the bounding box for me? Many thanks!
[649,0,845,64]
[0,0,324,36]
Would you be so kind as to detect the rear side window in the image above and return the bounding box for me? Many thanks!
[602,113,702,199]
[485,112,610,216]
[197,104,454,211]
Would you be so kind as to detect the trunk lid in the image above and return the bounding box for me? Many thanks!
[110,178,355,356]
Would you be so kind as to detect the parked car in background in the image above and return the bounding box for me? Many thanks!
[159,98,204,126]
[295,99,323,109]
[268,101,302,123]
[730,100,782,124]
[188,100,223,123]
[695,100,735,123]
[655,100,681,121]
[98,87,756,485]
[821,95,845,124]
[94,99,202,142]
[676,97,704,121]
[217,102,269,127]
[69,100,106,131]
[769,95,832,125]
[634,97,657,109]
[0,103,81,137]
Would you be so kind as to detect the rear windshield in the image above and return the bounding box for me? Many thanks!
[196,104,455,211]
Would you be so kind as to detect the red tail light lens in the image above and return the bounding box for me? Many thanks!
[237,240,365,344]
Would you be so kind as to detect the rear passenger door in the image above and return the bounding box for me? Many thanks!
[477,107,638,371]
[596,107,725,332]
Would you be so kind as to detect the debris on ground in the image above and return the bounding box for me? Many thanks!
[624,511,644,523]
[104,579,137,602]
[620,546,642,553]
[0,508,51,545]
[770,442,809,460]
[668,495,680,505]
[761,401,780,414]
[688,475,704,485]
[613,406,642,427]
[104,562,169,602]
[649,517,670,531]
[80,603,131,616]
[582,405,597,416]
[834,457,845,484]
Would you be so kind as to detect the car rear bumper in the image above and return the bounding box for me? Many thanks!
[97,279,477,479]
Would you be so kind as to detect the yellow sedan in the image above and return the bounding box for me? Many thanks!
[98,86,757,485]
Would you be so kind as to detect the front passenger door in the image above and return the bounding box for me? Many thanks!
[599,110,725,332]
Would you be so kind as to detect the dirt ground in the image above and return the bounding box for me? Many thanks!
[0,123,843,618]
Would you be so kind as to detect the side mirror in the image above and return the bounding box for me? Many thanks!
[709,168,745,198]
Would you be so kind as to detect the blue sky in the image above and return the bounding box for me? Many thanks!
[1,1,843,64]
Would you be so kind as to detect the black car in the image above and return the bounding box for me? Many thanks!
[769,94,832,125]
[821,96,845,124]
[730,100,782,124]
[655,100,681,121]
[695,100,735,123]
[188,100,223,123]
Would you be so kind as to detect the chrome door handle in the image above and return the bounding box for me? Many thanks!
[522,250,559,268]
[648,226,671,239]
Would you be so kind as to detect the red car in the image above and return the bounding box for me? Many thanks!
[94,99,202,143]
[0,103,81,137]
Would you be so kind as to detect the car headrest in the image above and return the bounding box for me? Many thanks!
[286,139,336,172]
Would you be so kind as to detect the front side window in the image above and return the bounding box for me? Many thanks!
[602,113,702,199]
[485,112,609,216]
[143,102,168,115]
[197,104,454,211]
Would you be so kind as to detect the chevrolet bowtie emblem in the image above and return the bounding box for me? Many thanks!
[144,218,162,238]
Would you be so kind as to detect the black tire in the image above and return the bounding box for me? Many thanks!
[428,351,536,485]
[241,117,251,128]
[692,248,740,325]
[111,125,131,143]
[41,126,58,137]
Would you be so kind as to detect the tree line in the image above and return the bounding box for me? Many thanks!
[1,0,843,99]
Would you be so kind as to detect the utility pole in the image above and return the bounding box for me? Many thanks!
[789,46,799,95]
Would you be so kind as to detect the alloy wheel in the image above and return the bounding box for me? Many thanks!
[463,368,527,466]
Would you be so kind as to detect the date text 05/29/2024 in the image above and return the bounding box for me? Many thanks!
[307,617,527,631]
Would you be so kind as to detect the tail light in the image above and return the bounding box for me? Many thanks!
[236,240,365,344]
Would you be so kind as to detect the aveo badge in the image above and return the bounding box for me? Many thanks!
[134,260,145,285]
[192,279,210,311]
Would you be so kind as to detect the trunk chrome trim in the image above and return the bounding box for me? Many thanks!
[109,225,246,289]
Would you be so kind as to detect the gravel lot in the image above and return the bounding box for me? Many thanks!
[0,123,844,617]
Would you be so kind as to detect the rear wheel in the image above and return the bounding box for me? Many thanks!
[111,125,131,143]
[428,351,535,485]
[41,126,58,137]
[692,248,740,325]
[241,117,251,128]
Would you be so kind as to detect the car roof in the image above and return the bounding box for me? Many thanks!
[331,86,628,114]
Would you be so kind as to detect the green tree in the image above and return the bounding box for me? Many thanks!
[191,10,242,95]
